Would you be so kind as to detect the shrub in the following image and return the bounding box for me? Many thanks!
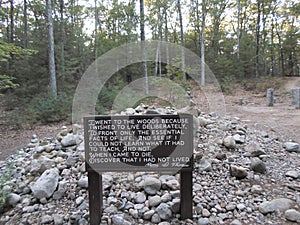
[220,75,237,94]
[30,93,72,124]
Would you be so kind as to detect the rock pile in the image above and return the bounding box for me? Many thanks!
[0,104,299,225]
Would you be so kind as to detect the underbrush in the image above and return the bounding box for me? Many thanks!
[240,76,284,94]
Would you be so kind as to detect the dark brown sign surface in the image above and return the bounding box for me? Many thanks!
[84,114,193,172]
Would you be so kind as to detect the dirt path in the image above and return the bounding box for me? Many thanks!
[225,77,300,142]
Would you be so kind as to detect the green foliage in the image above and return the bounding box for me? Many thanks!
[0,75,19,92]
[30,93,72,124]
[0,164,14,213]
[220,75,237,94]
[0,39,36,62]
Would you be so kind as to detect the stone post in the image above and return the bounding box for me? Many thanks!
[293,88,300,109]
[266,88,274,107]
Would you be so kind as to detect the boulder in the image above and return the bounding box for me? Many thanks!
[30,168,59,199]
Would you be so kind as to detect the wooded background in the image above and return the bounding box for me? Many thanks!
[0,0,299,125]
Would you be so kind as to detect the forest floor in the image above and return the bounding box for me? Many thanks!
[0,77,300,162]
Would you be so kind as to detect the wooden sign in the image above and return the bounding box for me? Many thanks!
[84,114,193,225]
[84,114,193,172]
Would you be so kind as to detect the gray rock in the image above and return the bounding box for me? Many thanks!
[77,176,89,188]
[251,184,263,194]
[104,205,118,214]
[53,214,64,225]
[260,131,269,138]
[75,196,84,206]
[144,177,161,195]
[61,134,79,147]
[230,219,242,225]
[198,117,214,127]
[111,214,125,225]
[259,198,295,214]
[134,192,146,204]
[250,157,267,174]
[233,134,245,144]
[283,142,299,152]
[52,181,66,200]
[285,209,300,222]
[230,165,247,179]
[125,108,136,114]
[103,174,113,190]
[151,213,161,223]
[223,136,236,149]
[166,179,180,190]
[216,153,226,160]
[23,205,36,213]
[225,203,236,211]
[158,222,171,225]
[170,198,180,213]
[30,156,56,175]
[156,203,172,220]
[202,208,211,217]
[7,193,21,207]
[30,168,59,199]
[244,142,266,157]
[143,209,155,220]
[161,193,172,202]
[65,155,78,167]
[259,201,275,214]
[237,203,246,211]
[198,157,212,172]
[78,218,88,225]
[285,170,299,179]
[148,195,162,207]
[198,218,211,225]
[41,215,53,224]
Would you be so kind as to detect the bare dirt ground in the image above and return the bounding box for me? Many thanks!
[0,77,299,161]
[224,77,300,143]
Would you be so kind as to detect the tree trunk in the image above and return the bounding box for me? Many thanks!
[255,0,261,83]
[237,0,241,59]
[140,0,149,94]
[94,0,98,60]
[177,0,185,81]
[270,5,275,76]
[164,5,169,67]
[60,0,65,79]
[46,0,57,97]
[10,0,14,43]
[23,0,28,48]
[200,0,206,86]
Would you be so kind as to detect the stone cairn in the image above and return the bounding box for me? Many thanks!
[0,104,300,225]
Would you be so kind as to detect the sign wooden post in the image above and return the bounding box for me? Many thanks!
[84,114,194,223]
[180,170,193,219]
[87,168,102,225]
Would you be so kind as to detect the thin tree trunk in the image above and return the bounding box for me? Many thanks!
[24,0,28,48]
[177,0,185,81]
[164,6,169,67]
[10,0,14,43]
[276,28,284,76]
[60,0,65,79]
[201,0,206,86]
[140,0,149,94]
[255,0,261,83]
[46,0,57,97]
[94,0,98,60]
[270,8,275,76]
[237,0,241,59]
